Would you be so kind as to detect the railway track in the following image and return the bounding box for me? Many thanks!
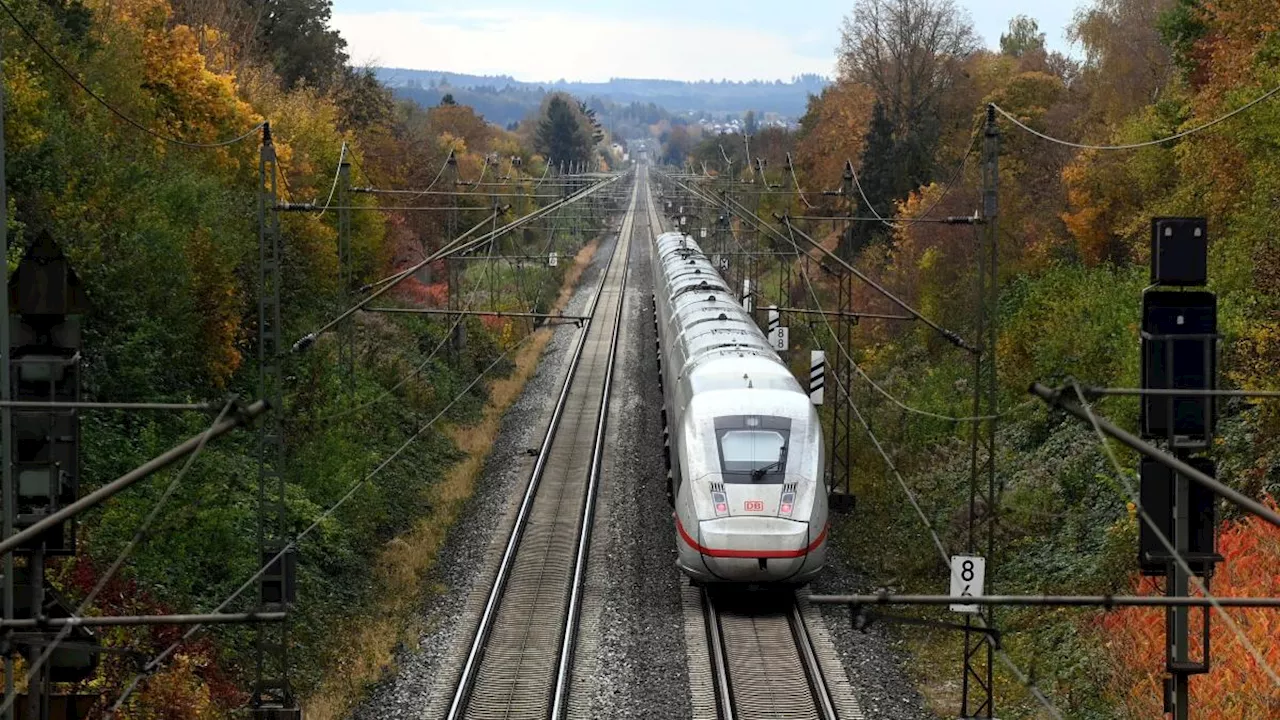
[703,589,842,720]
[445,168,651,720]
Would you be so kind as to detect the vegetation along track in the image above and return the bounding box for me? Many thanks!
[446,169,652,719]
[703,587,844,720]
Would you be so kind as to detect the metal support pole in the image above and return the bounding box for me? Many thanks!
[961,104,999,720]
[0,29,13,720]
[1169,457,1191,720]
[447,161,466,356]
[337,155,353,397]
[254,123,295,714]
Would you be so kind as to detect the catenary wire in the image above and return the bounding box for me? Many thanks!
[0,0,265,149]
[991,84,1280,150]
[318,167,574,424]
[787,156,816,209]
[1068,381,1280,689]
[315,142,348,218]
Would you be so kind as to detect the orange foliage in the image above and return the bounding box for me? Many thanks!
[795,81,874,195]
[1100,498,1280,717]
[98,0,261,151]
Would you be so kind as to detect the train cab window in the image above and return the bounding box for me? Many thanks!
[714,416,790,484]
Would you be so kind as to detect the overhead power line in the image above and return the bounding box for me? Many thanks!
[992,83,1280,150]
[315,142,348,218]
[0,0,265,149]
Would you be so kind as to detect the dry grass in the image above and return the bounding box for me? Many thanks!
[303,238,601,720]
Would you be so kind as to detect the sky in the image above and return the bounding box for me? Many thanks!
[331,1,1085,83]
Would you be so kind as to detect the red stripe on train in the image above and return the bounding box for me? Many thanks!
[676,516,827,559]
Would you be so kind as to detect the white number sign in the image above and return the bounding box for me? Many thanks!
[548,251,558,267]
[769,327,789,351]
[949,555,985,614]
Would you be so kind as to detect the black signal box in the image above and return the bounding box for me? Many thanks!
[1141,290,1217,445]
[1139,457,1221,576]
[1151,217,1208,286]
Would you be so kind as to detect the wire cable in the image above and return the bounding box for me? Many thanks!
[787,155,816,210]
[1068,381,1280,689]
[315,142,348,219]
[0,0,265,150]
[776,221,1031,423]
[992,84,1280,150]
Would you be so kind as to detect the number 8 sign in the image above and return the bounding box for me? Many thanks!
[949,555,985,614]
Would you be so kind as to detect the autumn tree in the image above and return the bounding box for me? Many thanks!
[794,81,874,200]
[744,110,759,135]
[838,0,979,189]
[1069,0,1177,124]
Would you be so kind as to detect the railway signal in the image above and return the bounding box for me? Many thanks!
[1139,216,1219,720]
[6,233,102,713]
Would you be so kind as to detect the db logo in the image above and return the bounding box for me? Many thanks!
[744,500,765,512]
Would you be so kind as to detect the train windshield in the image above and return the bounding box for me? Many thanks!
[715,416,791,484]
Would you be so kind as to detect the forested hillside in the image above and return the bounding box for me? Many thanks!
[0,0,610,716]
[377,68,829,128]
[670,0,1280,716]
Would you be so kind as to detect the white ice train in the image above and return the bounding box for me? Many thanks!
[653,231,828,584]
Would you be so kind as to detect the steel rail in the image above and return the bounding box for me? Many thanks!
[548,170,643,719]
[702,588,736,720]
[788,602,839,720]
[444,172,634,720]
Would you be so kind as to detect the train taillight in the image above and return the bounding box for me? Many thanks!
[779,491,796,517]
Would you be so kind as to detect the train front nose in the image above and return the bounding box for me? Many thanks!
[688,517,826,583]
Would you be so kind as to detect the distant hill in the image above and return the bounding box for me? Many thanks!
[374,68,830,129]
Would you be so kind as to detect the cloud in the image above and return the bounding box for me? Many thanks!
[331,9,835,82]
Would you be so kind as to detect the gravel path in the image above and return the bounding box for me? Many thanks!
[347,228,620,720]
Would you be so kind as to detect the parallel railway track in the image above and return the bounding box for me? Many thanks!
[446,168,655,720]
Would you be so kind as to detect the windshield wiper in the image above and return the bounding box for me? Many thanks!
[751,446,787,481]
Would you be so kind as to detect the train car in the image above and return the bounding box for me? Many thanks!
[652,231,827,584]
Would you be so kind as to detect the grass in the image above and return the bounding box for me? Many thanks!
[301,237,601,719]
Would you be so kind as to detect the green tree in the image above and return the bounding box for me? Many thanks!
[744,109,759,135]
[845,101,899,256]
[535,95,593,168]
[1000,15,1047,57]
[258,0,349,89]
